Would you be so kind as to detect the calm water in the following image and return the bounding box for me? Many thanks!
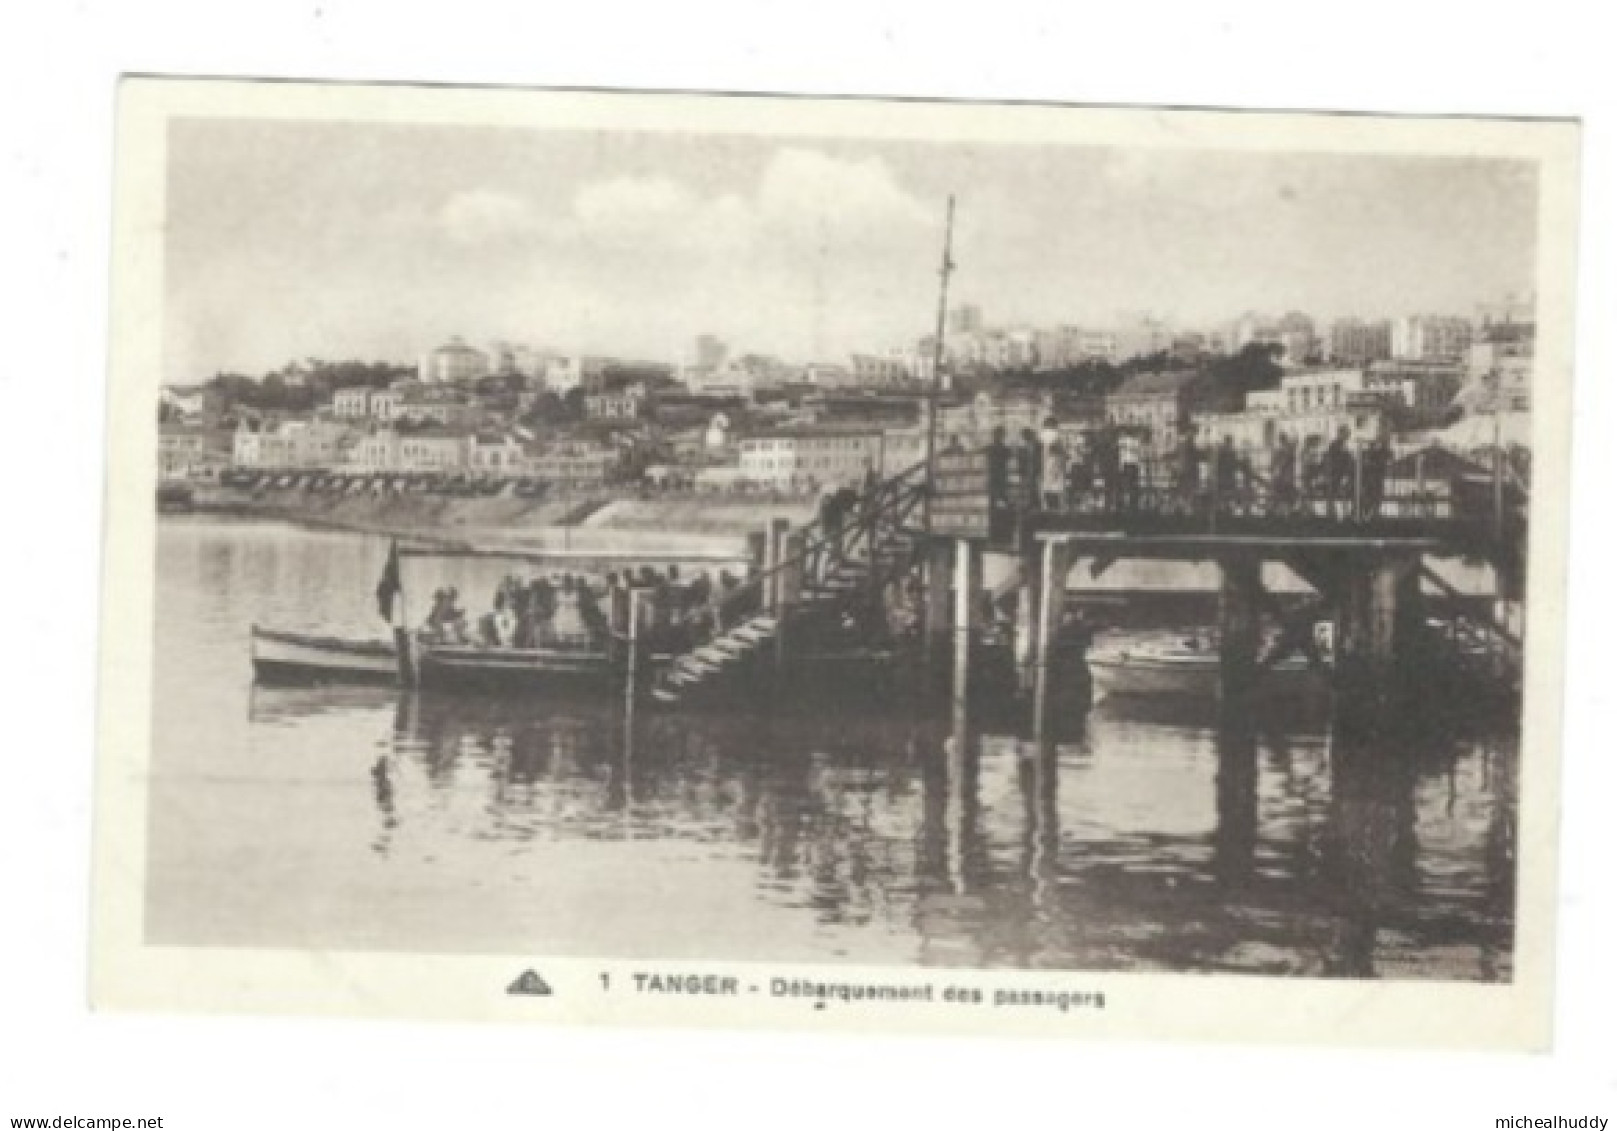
[148,517,1517,979]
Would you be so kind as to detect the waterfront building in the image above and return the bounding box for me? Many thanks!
[849,352,912,388]
[231,417,351,470]
[1104,370,1237,453]
[419,336,491,384]
[158,422,231,480]
[368,386,404,423]
[1113,313,1175,362]
[523,442,619,491]
[543,355,607,395]
[1476,292,1536,331]
[938,390,1052,444]
[350,428,399,472]
[1367,359,1468,419]
[1196,395,1389,463]
[160,385,211,419]
[738,427,883,491]
[1328,318,1394,365]
[693,334,729,373]
[585,384,648,421]
[396,384,477,429]
[396,427,468,472]
[485,340,547,380]
[1391,314,1474,362]
[332,386,373,419]
[1075,328,1119,363]
[466,431,524,475]
[1246,368,1371,415]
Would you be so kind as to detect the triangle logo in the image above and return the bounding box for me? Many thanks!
[506,969,553,996]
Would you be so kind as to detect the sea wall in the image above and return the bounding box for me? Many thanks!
[184,486,817,558]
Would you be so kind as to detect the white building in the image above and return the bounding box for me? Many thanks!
[332,386,373,418]
[738,428,883,490]
[1392,315,1474,362]
[543,355,607,395]
[419,336,491,383]
[584,384,648,420]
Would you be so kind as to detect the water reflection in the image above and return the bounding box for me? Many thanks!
[242,680,1516,979]
[156,520,1516,975]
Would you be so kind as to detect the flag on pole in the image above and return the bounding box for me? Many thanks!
[375,540,402,623]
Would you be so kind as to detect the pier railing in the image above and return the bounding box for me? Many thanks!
[677,460,932,644]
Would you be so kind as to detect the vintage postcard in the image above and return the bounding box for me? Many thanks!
[93,77,1579,1047]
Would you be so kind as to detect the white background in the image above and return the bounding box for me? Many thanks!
[2,2,1613,1127]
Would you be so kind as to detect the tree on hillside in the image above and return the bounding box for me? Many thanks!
[1200,342,1284,400]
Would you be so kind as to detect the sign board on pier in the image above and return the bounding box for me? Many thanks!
[931,450,993,539]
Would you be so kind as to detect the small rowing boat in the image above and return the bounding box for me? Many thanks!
[250,625,399,684]
[1087,632,1328,702]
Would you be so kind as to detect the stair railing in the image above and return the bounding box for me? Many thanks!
[667,461,931,663]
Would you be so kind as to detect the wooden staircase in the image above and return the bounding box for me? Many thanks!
[650,614,780,703]
[649,465,928,705]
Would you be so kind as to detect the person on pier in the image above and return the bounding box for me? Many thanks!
[1214,435,1240,514]
[1361,432,1392,521]
[1041,434,1069,513]
[1299,434,1325,515]
[1118,427,1143,512]
[1174,427,1202,516]
[1017,428,1044,514]
[1325,426,1355,521]
[1270,431,1299,517]
[985,426,1012,539]
[1095,427,1121,514]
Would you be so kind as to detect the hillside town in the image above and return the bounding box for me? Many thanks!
[157,295,1535,505]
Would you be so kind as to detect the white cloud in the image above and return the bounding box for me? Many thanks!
[439,189,543,246]
[756,147,932,241]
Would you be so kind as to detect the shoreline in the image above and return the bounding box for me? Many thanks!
[164,486,817,561]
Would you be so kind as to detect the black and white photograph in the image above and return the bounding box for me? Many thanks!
[90,78,1578,1046]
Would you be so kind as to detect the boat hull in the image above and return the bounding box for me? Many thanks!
[1087,651,1326,702]
[250,627,399,685]
[413,644,623,694]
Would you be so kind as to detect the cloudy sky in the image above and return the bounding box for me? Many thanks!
[163,117,1538,381]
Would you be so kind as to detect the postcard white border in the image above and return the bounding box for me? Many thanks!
[92,77,1581,1049]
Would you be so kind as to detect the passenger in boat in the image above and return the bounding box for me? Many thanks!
[549,574,592,648]
[443,587,468,642]
[578,578,606,641]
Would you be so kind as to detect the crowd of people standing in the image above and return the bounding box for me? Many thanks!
[980,417,1395,523]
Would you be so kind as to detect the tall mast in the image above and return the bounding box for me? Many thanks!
[924,195,956,530]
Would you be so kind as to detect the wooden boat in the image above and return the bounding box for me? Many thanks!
[251,624,640,693]
[1086,633,1327,701]
[250,625,399,684]
[412,640,622,692]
